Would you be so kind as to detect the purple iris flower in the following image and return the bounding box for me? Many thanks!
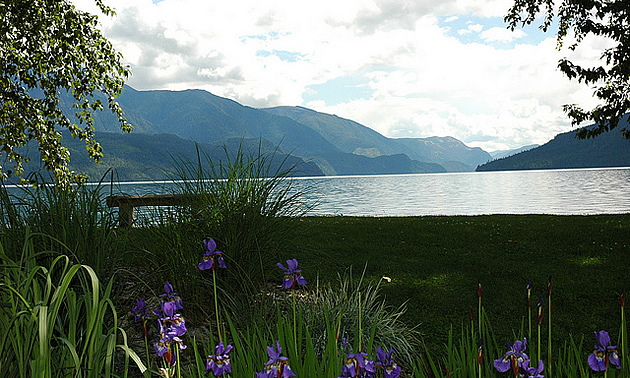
[520,359,544,378]
[339,338,375,378]
[340,351,375,377]
[199,238,227,271]
[206,341,233,376]
[355,352,375,378]
[154,315,187,367]
[154,326,179,365]
[159,299,187,336]
[256,371,274,378]
[162,300,177,319]
[131,298,148,322]
[588,330,621,371]
[375,347,401,378]
[154,336,170,358]
[359,356,376,378]
[277,259,307,289]
[494,338,529,373]
[257,340,296,378]
[340,351,359,377]
[131,298,160,337]
[171,314,187,336]
[159,281,183,311]
[131,298,160,321]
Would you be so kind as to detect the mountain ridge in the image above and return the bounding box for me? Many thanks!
[76,86,491,178]
[261,106,491,170]
[477,116,630,171]
[49,86,630,181]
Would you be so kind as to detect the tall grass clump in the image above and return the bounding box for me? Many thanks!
[0,230,145,377]
[0,176,121,280]
[295,269,422,371]
[135,140,313,324]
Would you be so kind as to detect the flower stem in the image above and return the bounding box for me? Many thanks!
[548,277,552,377]
[293,287,298,358]
[212,265,222,342]
[477,339,482,378]
[470,306,475,352]
[527,279,532,344]
[143,321,151,370]
[622,292,627,378]
[537,295,543,363]
[176,346,181,378]
[528,302,532,346]
[537,322,541,365]
[478,282,482,338]
[358,291,363,351]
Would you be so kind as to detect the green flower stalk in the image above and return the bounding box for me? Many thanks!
[293,289,297,356]
[537,295,543,363]
[199,238,227,342]
[622,292,627,376]
[527,279,532,343]
[176,345,181,378]
[477,281,482,378]
[359,291,363,351]
[477,338,483,378]
[213,266,222,341]
[470,306,475,344]
[548,276,552,377]
[478,281,482,338]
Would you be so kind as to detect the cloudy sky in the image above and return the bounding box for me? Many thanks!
[75,0,609,152]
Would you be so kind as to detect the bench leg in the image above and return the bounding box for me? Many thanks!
[119,203,135,228]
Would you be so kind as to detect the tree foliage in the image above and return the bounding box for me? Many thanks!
[0,0,131,185]
[505,0,630,139]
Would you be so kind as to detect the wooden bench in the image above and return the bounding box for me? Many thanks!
[106,194,202,227]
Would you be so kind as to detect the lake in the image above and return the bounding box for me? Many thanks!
[108,167,630,216]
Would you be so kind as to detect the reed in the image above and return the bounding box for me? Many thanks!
[0,229,145,377]
[132,141,313,327]
[0,176,120,280]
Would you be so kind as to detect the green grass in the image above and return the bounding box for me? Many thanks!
[3,158,630,375]
[285,215,630,355]
[0,229,145,377]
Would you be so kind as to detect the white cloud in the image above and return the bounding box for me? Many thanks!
[71,0,611,151]
[468,23,484,33]
[480,26,526,42]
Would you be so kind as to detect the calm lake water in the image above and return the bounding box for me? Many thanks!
[108,167,630,216]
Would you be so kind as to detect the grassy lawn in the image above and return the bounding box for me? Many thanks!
[7,164,630,375]
[5,183,630,375]
[286,214,630,353]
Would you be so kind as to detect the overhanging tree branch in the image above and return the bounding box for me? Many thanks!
[505,0,630,140]
[0,0,132,186]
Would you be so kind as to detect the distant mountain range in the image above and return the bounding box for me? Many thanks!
[52,86,493,181]
[477,116,630,171]
[29,86,627,181]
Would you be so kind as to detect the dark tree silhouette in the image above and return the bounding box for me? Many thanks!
[505,0,630,140]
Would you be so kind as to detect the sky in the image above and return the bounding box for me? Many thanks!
[74,0,610,152]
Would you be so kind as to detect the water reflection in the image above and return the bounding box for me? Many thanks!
[14,167,625,217]
[294,168,630,216]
